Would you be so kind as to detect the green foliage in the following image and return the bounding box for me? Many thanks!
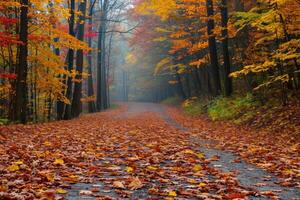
[182,97,208,116]
[161,96,182,106]
[208,94,258,122]
[0,118,9,125]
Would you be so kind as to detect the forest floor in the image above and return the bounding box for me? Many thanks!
[0,102,299,200]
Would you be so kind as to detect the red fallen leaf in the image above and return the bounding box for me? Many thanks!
[42,190,56,200]
[178,189,194,196]
[225,193,247,199]
[90,187,100,193]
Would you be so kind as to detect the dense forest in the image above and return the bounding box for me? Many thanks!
[0,0,132,123]
[0,0,299,124]
[125,0,300,104]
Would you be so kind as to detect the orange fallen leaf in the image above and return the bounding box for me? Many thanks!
[113,181,125,189]
[128,177,143,190]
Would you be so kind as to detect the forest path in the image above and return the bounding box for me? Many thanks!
[67,102,300,199]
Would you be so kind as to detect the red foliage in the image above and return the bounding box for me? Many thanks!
[0,32,22,46]
[0,16,18,25]
[0,73,17,79]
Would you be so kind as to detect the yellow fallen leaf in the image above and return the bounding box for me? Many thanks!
[56,188,68,194]
[53,158,64,165]
[197,153,205,159]
[184,149,195,154]
[13,160,24,165]
[283,169,294,175]
[7,164,20,172]
[168,190,177,197]
[44,141,52,146]
[193,164,202,172]
[198,182,207,187]
[147,166,158,170]
[126,166,134,173]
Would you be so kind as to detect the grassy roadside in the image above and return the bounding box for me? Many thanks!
[162,94,300,134]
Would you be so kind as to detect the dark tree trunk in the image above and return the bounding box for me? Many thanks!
[64,0,75,120]
[122,70,128,101]
[176,72,186,99]
[87,0,96,113]
[55,42,65,120]
[71,0,87,118]
[96,0,108,111]
[185,74,192,98]
[221,0,233,96]
[206,0,221,96]
[192,68,202,94]
[13,0,29,123]
[106,32,114,108]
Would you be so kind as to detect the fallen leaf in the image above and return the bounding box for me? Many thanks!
[53,158,64,165]
[7,164,19,172]
[128,177,143,190]
[113,181,125,189]
[193,164,202,172]
[126,166,134,173]
[198,182,207,187]
[56,188,68,194]
[79,190,93,195]
[168,190,177,197]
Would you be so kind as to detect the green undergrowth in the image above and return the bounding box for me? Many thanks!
[182,97,208,116]
[208,94,258,124]
[182,94,259,124]
[0,118,9,125]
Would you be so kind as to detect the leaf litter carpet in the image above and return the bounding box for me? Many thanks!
[0,102,299,199]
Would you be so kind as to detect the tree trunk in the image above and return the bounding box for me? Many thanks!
[221,0,233,96]
[176,72,186,99]
[64,0,75,120]
[71,0,87,118]
[96,0,108,111]
[206,0,221,96]
[13,0,29,123]
[87,1,96,113]
[55,41,65,120]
